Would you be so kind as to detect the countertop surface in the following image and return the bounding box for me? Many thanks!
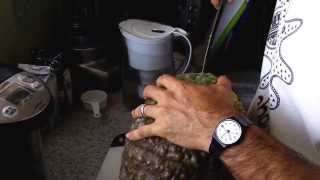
[43,93,132,180]
[42,71,259,180]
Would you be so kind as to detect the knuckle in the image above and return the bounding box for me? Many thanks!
[136,105,142,113]
[158,74,175,86]
[143,105,151,115]
[176,81,187,91]
[154,91,171,105]
[155,124,166,136]
[144,85,154,91]
[159,74,171,80]
[143,85,154,95]
[158,106,170,114]
[157,90,166,99]
[162,90,173,99]
[136,129,145,138]
[217,85,228,92]
[131,110,136,117]
[157,129,165,138]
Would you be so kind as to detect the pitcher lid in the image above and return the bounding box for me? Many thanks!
[119,19,175,41]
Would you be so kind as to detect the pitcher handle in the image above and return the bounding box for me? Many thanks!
[173,28,192,74]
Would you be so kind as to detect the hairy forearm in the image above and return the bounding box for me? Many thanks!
[221,126,320,180]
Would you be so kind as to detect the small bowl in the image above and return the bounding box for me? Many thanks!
[81,90,108,118]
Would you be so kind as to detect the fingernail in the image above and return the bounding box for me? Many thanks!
[126,133,131,139]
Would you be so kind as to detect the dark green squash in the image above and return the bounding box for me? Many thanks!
[120,73,242,180]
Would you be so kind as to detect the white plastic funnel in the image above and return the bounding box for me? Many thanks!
[81,90,108,118]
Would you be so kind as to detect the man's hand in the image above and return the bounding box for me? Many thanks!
[126,74,240,152]
[211,0,233,9]
[126,74,320,180]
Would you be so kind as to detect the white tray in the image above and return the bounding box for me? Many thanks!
[96,147,124,180]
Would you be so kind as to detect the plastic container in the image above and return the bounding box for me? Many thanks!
[81,90,108,118]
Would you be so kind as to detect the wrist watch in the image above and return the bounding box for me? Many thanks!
[209,116,252,158]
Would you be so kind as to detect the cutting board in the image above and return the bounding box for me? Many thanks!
[96,147,124,180]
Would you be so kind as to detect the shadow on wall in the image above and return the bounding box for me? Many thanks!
[0,0,65,64]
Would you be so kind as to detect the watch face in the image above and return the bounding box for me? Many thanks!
[216,119,242,145]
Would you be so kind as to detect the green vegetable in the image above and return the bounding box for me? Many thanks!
[178,73,245,113]
[177,73,217,85]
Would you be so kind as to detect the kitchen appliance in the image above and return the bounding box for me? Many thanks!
[0,66,52,179]
[119,19,192,108]
[122,0,215,45]
[31,49,73,116]
[70,15,103,64]
[69,0,104,64]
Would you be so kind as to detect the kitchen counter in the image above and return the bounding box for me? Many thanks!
[42,70,260,180]
[42,92,132,180]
